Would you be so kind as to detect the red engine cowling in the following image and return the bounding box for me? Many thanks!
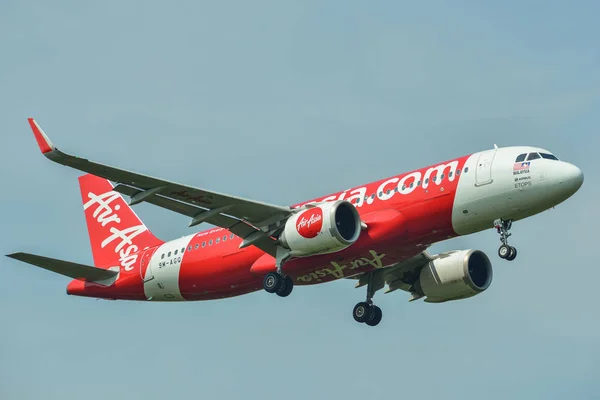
[279,200,362,257]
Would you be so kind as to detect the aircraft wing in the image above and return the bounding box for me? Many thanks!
[27,118,291,256]
[112,184,278,256]
[350,250,434,300]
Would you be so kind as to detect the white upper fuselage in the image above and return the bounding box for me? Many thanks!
[452,146,583,235]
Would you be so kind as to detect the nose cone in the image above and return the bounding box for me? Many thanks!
[558,162,584,196]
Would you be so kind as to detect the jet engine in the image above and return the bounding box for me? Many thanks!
[414,250,493,303]
[279,200,362,257]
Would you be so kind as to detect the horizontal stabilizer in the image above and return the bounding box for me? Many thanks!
[6,252,118,282]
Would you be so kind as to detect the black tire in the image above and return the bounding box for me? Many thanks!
[498,244,511,259]
[366,306,383,327]
[507,246,517,261]
[263,272,282,293]
[353,302,371,323]
[276,276,294,297]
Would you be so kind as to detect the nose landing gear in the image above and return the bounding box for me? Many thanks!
[495,218,517,261]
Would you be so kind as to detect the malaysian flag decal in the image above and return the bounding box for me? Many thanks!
[513,161,531,171]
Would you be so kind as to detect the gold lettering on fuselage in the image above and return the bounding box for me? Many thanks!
[296,250,386,283]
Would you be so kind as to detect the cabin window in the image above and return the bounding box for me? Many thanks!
[230,233,235,239]
[168,252,171,257]
[195,243,199,249]
[449,172,453,178]
[209,240,213,246]
[386,189,391,195]
[223,235,227,242]
[188,246,192,252]
[161,254,165,259]
[174,249,178,255]
[216,237,220,244]
[181,248,185,254]
[515,153,527,162]
[457,169,461,175]
[201,241,206,248]
[425,178,429,184]
[417,180,421,186]
[441,174,445,180]
[378,191,383,197]
[409,182,414,188]
[464,167,469,173]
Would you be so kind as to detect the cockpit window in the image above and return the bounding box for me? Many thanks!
[526,152,541,161]
[540,153,559,161]
[515,154,527,162]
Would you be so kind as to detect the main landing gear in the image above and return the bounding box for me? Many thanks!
[263,272,294,297]
[352,272,383,327]
[262,248,294,297]
[494,218,517,261]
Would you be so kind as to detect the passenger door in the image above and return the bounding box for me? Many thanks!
[475,149,497,186]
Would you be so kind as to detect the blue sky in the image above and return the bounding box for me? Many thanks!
[1,1,599,399]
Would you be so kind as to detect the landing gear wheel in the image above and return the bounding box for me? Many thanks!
[276,276,294,297]
[498,244,511,259]
[365,306,382,327]
[263,272,283,293]
[507,246,517,261]
[353,302,371,323]
[352,272,384,326]
[264,247,293,296]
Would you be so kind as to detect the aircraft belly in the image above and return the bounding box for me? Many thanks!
[291,244,420,285]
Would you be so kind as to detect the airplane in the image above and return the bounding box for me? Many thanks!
[6,118,584,327]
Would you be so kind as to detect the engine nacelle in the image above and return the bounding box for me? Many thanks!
[280,200,362,257]
[414,250,493,303]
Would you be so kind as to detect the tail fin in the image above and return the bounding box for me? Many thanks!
[79,174,163,269]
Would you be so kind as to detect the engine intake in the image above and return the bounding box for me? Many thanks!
[414,249,493,303]
[280,200,361,257]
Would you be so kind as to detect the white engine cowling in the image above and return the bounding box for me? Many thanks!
[280,200,362,257]
[414,250,493,303]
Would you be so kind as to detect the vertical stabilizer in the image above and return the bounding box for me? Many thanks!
[78,174,163,269]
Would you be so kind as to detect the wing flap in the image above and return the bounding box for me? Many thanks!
[6,252,118,282]
[43,146,290,226]
[349,250,434,296]
[113,184,278,256]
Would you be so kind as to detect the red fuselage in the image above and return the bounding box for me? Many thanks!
[67,154,471,301]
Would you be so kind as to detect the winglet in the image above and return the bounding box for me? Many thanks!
[27,118,55,154]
